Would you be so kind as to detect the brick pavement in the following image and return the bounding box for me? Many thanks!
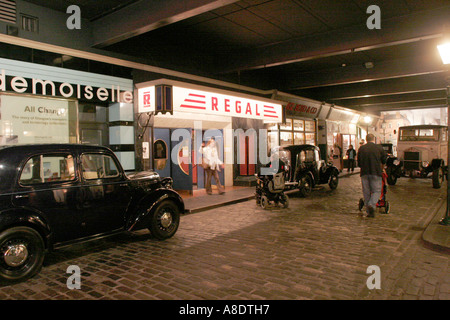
[0,174,448,300]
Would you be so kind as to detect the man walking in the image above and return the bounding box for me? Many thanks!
[346,145,357,172]
[357,134,386,217]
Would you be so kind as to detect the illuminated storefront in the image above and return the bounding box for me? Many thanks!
[0,57,135,170]
[136,79,283,192]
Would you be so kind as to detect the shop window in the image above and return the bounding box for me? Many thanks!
[305,120,315,132]
[280,131,292,146]
[305,133,315,145]
[280,119,292,130]
[20,154,76,185]
[293,119,304,131]
[294,132,305,144]
[154,139,168,170]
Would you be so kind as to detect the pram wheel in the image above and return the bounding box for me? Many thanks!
[358,198,364,211]
[260,195,269,210]
[384,201,390,214]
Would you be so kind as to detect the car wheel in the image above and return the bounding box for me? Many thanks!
[432,167,444,189]
[260,195,269,209]
[0,226,45,284]
[298,175,312,197]
[148,200,180,240]
[386,167,397,185]
[328,171,339,190]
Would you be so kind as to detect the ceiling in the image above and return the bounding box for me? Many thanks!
[23,0,450,115]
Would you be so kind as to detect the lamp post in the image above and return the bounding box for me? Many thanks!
[437,41,450,225]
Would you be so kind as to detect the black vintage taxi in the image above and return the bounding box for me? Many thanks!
[277,144,340,197]
[0,144,184,283]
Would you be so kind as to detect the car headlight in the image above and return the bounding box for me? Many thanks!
[393,159,400,166]
[422,161,429,168]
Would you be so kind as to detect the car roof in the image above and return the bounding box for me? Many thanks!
[0,144,112,157]
[281,144,318,152]
[398,125,446,130]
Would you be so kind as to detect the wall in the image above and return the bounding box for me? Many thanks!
[0,1,92,50]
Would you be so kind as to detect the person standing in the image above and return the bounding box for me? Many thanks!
[346,145,357,173]
[202,137,225,195]
[357,134,386,217]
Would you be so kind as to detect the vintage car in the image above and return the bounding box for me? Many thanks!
[385,125,448,188]
[381,143,397,157]
[276,144,340,197]
[0,144,184,283]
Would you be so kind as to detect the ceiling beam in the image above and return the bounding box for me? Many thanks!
[218,6,450,74]
[294,73,447,101]
[91,0,239,48]
[333,89,447,108]
[287,54,445,90]
[359,102,447,113]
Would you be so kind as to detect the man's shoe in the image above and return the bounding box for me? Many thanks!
[367,206,375,218]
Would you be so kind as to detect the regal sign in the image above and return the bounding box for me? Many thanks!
[137,83,283,123]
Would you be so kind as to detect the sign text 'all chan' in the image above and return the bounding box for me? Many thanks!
[138,84,283,123]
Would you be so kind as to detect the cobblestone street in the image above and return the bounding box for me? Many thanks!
[0,174,448,301]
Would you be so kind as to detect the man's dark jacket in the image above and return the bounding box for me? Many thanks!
[357,142,386,176]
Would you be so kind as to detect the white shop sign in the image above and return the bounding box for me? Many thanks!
[138,82,283,123]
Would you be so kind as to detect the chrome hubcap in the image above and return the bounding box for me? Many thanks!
[160,211,173,228]
[4,244,28,267]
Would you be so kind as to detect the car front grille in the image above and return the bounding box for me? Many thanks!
[404,151,420,170]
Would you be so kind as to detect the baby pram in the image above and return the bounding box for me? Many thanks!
[255,170,289,209]
[358,171,391,214]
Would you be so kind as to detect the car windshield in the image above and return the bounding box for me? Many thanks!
[399,128,439,141]
[272,149,291,166]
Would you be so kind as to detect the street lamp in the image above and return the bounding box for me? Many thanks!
[437,40,450,225]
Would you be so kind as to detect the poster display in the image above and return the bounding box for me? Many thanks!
[0,94,70,145]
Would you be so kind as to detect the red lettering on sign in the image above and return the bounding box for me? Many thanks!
[143,92,151,107]
[236,101,241,113]
[212,97,218,111]
[286,102,318,115]
[224,99,230,112]
[246,103,252,114]
[255,104,260,116]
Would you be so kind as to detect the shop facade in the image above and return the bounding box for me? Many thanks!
[268,94,320,151]
[0,56,135,170]
[270,92,363,172]
[136,79,283,192]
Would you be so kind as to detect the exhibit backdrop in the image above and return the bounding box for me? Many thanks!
[0,94,70,145]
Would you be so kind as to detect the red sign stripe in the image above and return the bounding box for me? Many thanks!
[180,104,206,110]
[185,99,206,104]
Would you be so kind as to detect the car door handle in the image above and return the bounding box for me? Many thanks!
[14,194,29,199]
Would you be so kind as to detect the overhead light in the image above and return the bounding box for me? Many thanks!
[363,115,372,124]
[437,42,450,64]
